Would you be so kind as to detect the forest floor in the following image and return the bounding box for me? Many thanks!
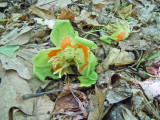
[0,0,160,120]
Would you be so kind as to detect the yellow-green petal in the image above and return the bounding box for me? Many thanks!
[33,48,59,81]
[50,20,75,47]
[73,36,97,49]
[78,52,98,86]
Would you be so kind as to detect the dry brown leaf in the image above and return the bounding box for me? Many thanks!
[88,86,107,120]
[146,66,158,75]
[11,13,28,21]
[52,84,88,119]
[103,48,135,70]
[29,5,56,19]
[92,0,110,11]
[0,71,34,120]
[58,8,75,21]
[74,10,100,27]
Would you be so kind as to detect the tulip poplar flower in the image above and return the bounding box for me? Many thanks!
[33,20,98,86]
[100,19,132,44]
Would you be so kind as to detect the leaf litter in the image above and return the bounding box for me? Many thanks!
[0,0,160,120]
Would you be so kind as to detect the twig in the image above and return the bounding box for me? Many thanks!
[23,89,62,100]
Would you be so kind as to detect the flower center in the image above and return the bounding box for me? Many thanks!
[48,46,82,78]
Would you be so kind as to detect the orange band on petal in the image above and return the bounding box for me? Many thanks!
[114,30,126,41]
[60,35,74,50]
[78,44,89,72]
[48,49,62,58]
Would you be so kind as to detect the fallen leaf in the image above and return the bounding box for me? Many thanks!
[74,10,100,27]
[0,71,34,120]
[11,13,28,21]
[0,27,19,45]
[0,2,8,8]
[12,26,32,45]
[118,32,148,51]
[88,86,107,120]
[141,25,160,43]
[35,96,55,120]
[34,18,55,29]
[29,5,56,19]
[92,0,110,11]
[103,103,124,120]
[0,25,32,45]
[137,4,155,23]
[103,48,135,70]
[35,0,72,11]
[0,54,33,80]
[106,80,132,104]
[114,0,121,12]
[121,106,138,120]
[119,39,149,50]
[118,5,132,18]
[146,66,158,75]
[58,8,75,21]
[52,84,88,119]
[0,45,19,57]
[138,79,160,100]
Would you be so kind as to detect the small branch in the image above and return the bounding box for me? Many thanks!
[23,89,62,100]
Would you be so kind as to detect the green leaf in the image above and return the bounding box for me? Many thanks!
[50,20,75,47]
[33,48,59,81]
[73,36,97,49]
[0,45,19,57]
